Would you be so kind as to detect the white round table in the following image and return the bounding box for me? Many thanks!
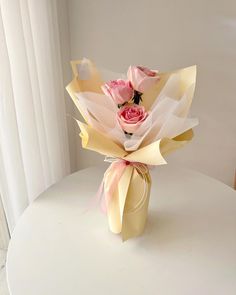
[6,165,236,295]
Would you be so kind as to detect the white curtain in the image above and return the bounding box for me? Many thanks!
[0,0,71,232]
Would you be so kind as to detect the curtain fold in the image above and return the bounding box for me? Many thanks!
[0,0,71,232]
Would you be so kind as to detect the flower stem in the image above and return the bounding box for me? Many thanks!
[132,91,142,105]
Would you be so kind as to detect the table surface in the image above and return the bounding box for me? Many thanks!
[6,164,236,295]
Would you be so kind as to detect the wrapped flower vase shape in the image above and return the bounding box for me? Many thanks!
[66,58,199,241]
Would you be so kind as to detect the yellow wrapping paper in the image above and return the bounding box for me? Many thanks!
[66,59,196,240]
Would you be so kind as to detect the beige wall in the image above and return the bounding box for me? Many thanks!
[68,0,236,186]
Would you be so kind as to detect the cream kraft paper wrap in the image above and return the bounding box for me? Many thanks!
[66,59,196,240]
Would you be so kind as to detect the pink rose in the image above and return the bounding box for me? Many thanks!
[127,66,160,93]
[117,105,148,133]
[101,79,134,104]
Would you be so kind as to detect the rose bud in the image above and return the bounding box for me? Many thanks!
[117,104,148,134]
[101,79,134,105]
[127,65,160,93]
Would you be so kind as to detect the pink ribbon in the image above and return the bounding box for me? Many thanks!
[98,158,149,213]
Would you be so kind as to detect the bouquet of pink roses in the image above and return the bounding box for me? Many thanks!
[67,58,198,240]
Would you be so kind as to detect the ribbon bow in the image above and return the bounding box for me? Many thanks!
[99,157,149,213]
